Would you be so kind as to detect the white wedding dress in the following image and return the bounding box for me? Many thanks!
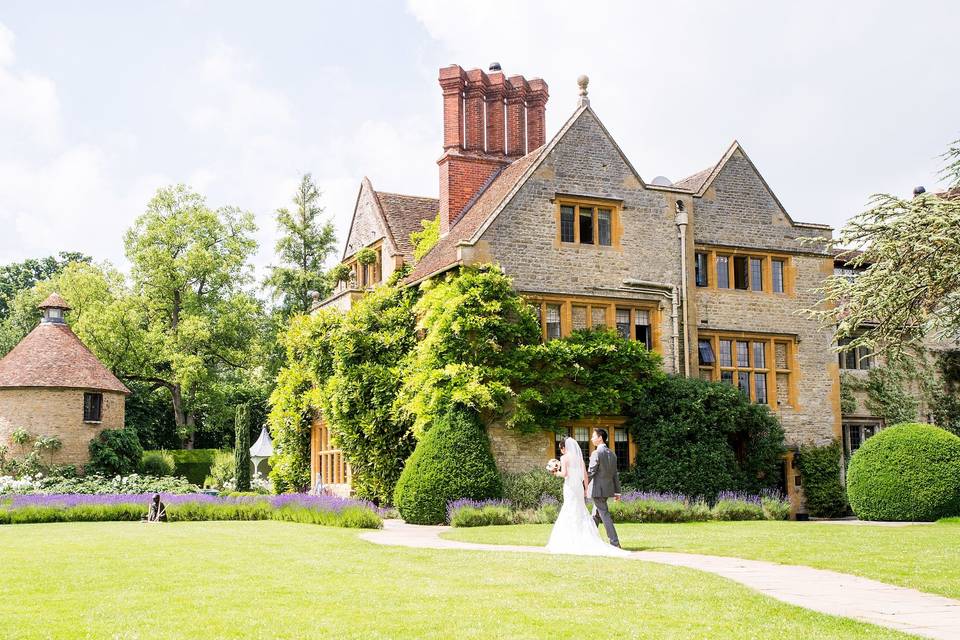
[546,437,630,557]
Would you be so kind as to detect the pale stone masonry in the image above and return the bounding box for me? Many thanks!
[314,64,852,509]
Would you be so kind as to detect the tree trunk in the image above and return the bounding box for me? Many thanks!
[171,384,196,449]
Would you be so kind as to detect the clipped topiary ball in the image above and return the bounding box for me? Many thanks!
[847,422,960,522]
[393,405,502,525]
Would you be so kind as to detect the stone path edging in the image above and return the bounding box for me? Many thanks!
[360,520,960,640]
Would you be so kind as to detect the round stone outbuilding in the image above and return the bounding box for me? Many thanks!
[0,293,130,468]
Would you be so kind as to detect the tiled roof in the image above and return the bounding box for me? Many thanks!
[374,192,438,261]
[38,292,71,309]
[0,322,130,394]
[672,167,713,191]
[404,146,545,284]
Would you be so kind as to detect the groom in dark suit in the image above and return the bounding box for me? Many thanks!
[587,428,622,548]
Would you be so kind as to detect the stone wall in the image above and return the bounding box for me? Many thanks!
[480,109,684,372]
[0,388,126,467]
[486,424,552,475]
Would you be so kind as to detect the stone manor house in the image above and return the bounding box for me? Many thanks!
[313,62,888,511]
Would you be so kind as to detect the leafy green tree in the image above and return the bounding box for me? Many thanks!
[117,184,261,447]
[0,251,90,319]
[265,174,337,317]
[234,402,251,492]
[810,140,960,359]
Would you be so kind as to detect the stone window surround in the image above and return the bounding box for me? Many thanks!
[697,331,799,409]
[525,293,659,349]
[837,335,873,370]
[694,245,794,296]
[553,195,623,250]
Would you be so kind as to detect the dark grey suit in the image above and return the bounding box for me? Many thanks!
[587,444,621,547]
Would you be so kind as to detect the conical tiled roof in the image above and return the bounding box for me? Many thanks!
[37,292,71,310]
[0,322,130,394]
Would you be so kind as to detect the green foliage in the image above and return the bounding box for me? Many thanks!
[0,251,90,321]
[265,174,337,316]
[839,373,858,415]
[354,247,377,266]
[394,406,502,524]
[122,184,261,443]
[847,422,960,521]
[761,496,792,521]
[609,498,712,524]
[796,441,849,517]
[234,403,251,492]
[268,310,341,492]
[862,366,919,425]
[932,350,960,436]
[328,263,352,285]
[208,451,236,490]
[124,382,179,450]
[711,499,765,521]
[449,503,515,527]
[399,265,541,436]
[625,376,786,498]
[140,450,175,476]
[501,470,563,510]
[808,139,960,359]
[143,449,221,485]
[410,214,440,263]
[515,328,663,432]
[87,429,144,476]
[32,435,62,467]
[3,473,197,495]
[323,285,418,503]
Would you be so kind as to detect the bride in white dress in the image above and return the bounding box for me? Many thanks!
[546,436,630,557]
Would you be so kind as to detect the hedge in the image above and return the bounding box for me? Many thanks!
[394,406,502,524]
[142,449,227,485]
[847,422,960,521]
[796,441,849,518]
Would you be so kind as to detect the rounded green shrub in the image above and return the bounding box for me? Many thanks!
[140,450,175,476]
[87,428,143,476]
[847,422,960,521]
[393,406,502,525]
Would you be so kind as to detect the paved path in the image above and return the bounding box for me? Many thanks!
[361,520,960,640]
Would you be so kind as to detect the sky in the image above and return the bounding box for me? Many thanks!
[1,1,957,281]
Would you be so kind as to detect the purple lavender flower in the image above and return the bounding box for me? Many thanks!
[446,498,512,523]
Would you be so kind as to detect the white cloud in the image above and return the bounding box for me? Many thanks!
[0,21,61,148]
[405,0,960,229]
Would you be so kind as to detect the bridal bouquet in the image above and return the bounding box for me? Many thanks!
[546,459,561,473]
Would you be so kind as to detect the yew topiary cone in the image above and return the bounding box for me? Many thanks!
[394,405,502,525]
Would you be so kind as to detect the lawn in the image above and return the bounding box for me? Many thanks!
[444,520,960,600]
[0,521,914,639]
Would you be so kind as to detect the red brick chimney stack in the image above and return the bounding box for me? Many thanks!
[484,72,506,155]
[437,64,548,236]
[526,79,549,150]
[505,76,529,157]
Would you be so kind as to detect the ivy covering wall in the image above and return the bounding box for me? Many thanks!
[268,264,788,503]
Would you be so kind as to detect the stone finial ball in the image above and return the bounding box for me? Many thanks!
[577,75,589,94]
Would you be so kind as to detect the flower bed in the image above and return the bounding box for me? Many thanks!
[0,473,198,495]
[0,493,383,529]
[447,491,791,527]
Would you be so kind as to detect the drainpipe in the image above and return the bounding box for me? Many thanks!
[675,200,691,377]
[670,286,681,374]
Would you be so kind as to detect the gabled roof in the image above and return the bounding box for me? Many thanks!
[341,178,437,263]
[0,322,130,394]
[374,191,438,261]
[405,104,646,285]
[404,146,545,284]
[682,141,832,230]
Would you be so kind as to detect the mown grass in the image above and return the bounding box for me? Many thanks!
[444,520,960,599]
[0,521,914,639]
